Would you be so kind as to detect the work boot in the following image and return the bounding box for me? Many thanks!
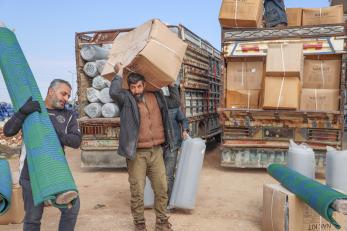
[134,222,147,231]
[155,218,173,231]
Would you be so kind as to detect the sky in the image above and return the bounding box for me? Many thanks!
[0,0,330,103]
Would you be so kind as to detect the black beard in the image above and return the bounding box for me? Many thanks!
[134,93,144,102]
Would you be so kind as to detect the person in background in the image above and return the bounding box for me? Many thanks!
[3,79,81,231]
[162,84,189,203]
[264,0,288,28]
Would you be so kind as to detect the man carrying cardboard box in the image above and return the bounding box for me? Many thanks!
[109,63,174,231]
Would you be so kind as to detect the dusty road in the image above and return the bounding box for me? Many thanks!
[1,144,277,231]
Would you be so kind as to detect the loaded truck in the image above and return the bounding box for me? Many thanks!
[219,23,347,174]
[75,24,222,168]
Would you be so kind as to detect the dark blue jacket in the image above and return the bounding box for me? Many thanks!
[264,0,288,27]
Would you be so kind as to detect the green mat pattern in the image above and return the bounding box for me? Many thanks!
[0,159,12,215]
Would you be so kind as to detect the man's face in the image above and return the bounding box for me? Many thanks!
[129,81,145,102]
[49,83,71,109]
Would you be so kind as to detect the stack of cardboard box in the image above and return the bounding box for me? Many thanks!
[286,5,344,27]
[263,43,303,110]
[300,55,341,111]
[226,58,264,109]
[219,0,263,28]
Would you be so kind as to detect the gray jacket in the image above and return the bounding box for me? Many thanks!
[109,75,175,160]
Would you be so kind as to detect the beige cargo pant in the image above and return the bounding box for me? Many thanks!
[126,145,168,224]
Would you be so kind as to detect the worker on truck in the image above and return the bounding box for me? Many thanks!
[162,84,189,203]
[109,63,174,231]
[3,79,81,231]
[264,0,288,28]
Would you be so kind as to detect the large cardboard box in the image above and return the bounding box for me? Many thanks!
[227,61,263,90]
[263,184,346,231]
[303,58,341,89]
[302,5,344,26]
[286,8,303,27]
[226,90,260,109]
[101,19,188,91]
[0,184,24,225]
[219,0,263,28]
[263,77,301,110]
[300,89,340,111]
[266,43,304,78]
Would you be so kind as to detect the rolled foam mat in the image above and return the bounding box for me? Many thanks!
[268,164,347,229]
[0,159,12,215]
[0,27,77,208]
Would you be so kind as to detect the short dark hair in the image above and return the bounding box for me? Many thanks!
[127,73,145,87]
[48,79,72,90]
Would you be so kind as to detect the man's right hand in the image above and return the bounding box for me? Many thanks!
[114,62,123,76]
[19,96,41,115]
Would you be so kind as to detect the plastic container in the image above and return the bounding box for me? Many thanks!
[99,88,114,104]
[287,140,315,179]
[101,103,120,118]
[326,147,347,193]
[80,45,109,62]
[83,62,98,78]
[86,88,100,103]
[92,76,110,90]
[84,103,102,118]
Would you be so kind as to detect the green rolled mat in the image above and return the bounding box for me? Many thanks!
[0,26,77,208]
[268,164,347,229]
[0,159,12,215]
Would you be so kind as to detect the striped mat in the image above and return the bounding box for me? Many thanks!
[268,164,347,229]
[0,159,12,215]
[0,27,77,208]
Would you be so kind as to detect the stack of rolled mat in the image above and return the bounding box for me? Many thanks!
[0,159,12,215]
[0,26,77,208]
[267,164,347,229]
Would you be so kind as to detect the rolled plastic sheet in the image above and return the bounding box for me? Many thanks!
[92,75,110,90]
[0,159,12,215]
[96,60,107,74]
[84,103,102,118]
[99,88,114,104]
[101,103,119,118]
[86,88,100,103]
[169,137,206,209]
[287,140,315,179]
[0,27,78,207]
[326,147,347,193]
[267,164,347,229]
[80,45,109,62]
[83,62,98,78]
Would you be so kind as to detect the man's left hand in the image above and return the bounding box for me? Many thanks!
[182,130,189,140]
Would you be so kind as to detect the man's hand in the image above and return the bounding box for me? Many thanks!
[19,96,41,115]
[114,62,123,76]
[169,82,176,87]
[182,130,189,140]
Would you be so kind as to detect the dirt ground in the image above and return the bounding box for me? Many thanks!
[1,144,278,231]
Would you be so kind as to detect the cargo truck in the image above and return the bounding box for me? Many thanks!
[75,24,222,168]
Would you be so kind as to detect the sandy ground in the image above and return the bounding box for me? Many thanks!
[1,144,279,231]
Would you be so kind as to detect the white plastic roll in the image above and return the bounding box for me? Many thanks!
[287,140,315,179]
[102,43,113,50]
[80,45,109,62]
[92,75,110,90]
[83,62,98,78]
[144,177,154,208]
[101,103,120,118]
[169,137,206,209]
[99,88,114,104]
[84,103,102,118]
[326,147,347,193]
[96,60,107,74]
[86,88,100,103]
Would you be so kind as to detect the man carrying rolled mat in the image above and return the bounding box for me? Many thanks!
[109,63,174,231]
[3,79,81,231]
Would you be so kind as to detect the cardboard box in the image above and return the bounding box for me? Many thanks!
[263,77,301,110]
[302,5,344,26]
[303,59,341,89]
[300,89,340,111]
[0,184,24,225]
[263,184,346,231]
[226,61,264,90]
[226,90,260,109]
[266,43,304,78]
[219,0,263,28]
[101,19,188,91]
[286,8,303,27]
